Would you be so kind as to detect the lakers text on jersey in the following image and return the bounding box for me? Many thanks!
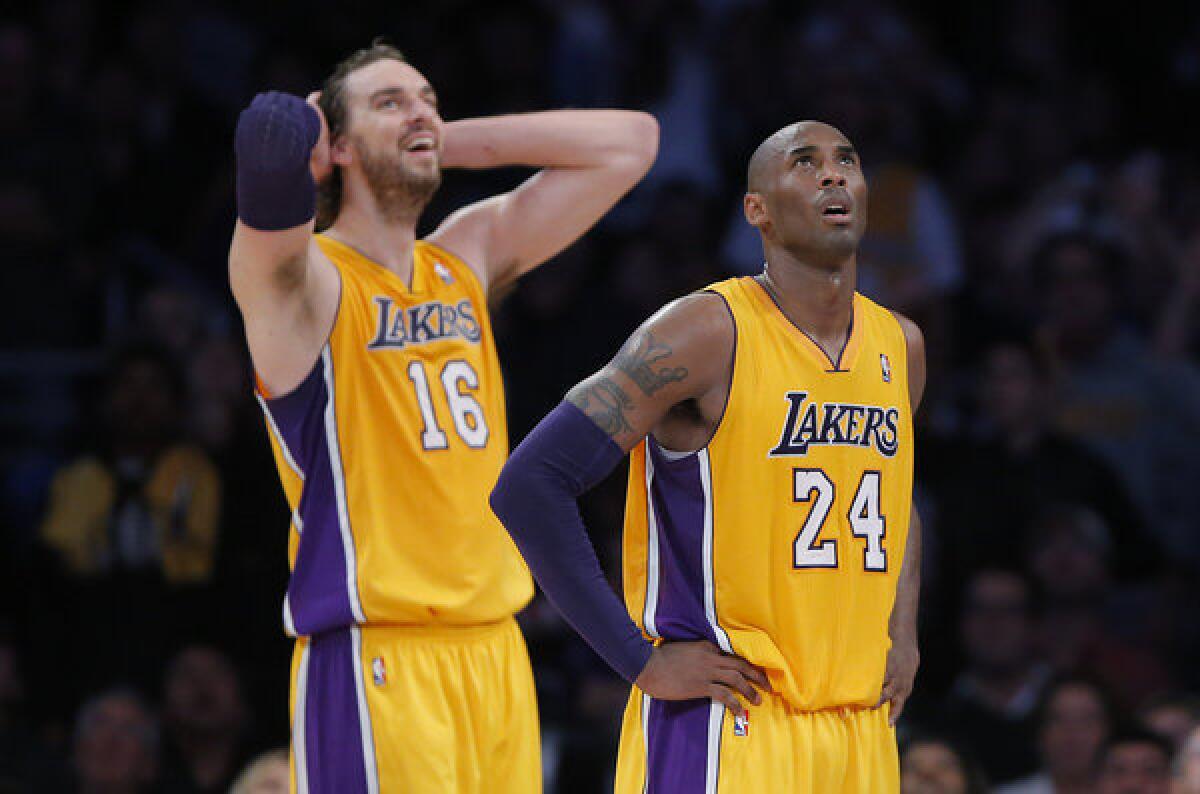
[616,276,913,793]
[256,235,532,636]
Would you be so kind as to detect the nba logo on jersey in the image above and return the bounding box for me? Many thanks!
[372,656,387,686]
[435,261,454,284]
[733,713,750,737]
[880,353,892,383]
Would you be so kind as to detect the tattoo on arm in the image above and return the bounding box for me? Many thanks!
[569,377,635,437]
[614,332,688,396]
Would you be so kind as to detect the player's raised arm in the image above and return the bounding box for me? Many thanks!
[228,91,340,396]
[490,293,772,717]
[428,109,659,292]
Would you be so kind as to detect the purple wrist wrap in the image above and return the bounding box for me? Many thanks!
[490,401,653,683]
[234,91,320,231]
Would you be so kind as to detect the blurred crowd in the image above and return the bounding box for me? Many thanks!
[4,0,1200,791]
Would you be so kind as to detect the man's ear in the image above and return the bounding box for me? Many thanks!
[744,191,768,229]
[332,136,354,167]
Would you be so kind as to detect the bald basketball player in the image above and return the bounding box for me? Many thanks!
[492,121,924,793]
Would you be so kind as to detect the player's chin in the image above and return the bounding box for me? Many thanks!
[818,227,861,252]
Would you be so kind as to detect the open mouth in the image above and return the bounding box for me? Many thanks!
[820,203,854,224]
[404,132,437,153]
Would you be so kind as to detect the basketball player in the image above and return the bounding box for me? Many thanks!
[229,42,662,792]
[491,120,924,792]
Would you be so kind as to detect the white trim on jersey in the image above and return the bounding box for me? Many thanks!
[641,692,652,794]
[698,449,733,653]
[282,594,297,638]
[705,702,725,794]
[292,642,311,794]
[642,441,662,639]
[321,346,367,625]
[350,625,381,794]
[255,393,305,481]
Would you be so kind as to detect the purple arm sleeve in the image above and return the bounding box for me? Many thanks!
[490,401,653,683]
[234,91,320,231]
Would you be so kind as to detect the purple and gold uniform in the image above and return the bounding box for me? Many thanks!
[615,277,914,793]
[256,235,538,793]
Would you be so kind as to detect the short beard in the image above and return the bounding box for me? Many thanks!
[357,138,441,222]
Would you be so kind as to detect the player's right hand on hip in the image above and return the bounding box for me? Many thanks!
[634,640,772,719]
[306,91,333,185]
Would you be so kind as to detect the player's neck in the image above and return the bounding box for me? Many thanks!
[325,203,419,287]
[761,247,856,343]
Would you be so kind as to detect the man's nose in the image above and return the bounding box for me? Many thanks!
[819,170,847,188]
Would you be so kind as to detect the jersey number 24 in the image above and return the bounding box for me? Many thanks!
[791,469,887,571]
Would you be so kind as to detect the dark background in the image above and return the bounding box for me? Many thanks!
[4,0,1200,791]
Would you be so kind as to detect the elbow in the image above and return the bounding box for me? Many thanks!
[489,464,524,529]
[613,112,659,176]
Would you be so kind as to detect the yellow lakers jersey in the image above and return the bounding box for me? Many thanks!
[257,235,533,636]
[623,276,914,710]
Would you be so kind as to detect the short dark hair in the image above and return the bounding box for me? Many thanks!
[105,342,186,403]
[315,38,408,230]
[900,732,991,794]
[1102,726,1174,766]
[980,331,1051,380]
[1035,674,1117,733]
[961,566,1041,618]
[1030,230,1125,292]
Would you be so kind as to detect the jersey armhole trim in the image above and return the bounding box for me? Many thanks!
[885,308,914,418]
[254,241,344,402]
[693,288,739,451]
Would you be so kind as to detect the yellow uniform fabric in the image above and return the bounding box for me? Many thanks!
[615,689,897,793]
[256,236,538,793]
[289,618,540,794]
[258,234,533,634]
[617,276,912,792]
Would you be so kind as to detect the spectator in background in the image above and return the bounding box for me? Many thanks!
[900,733,990,794]
[1174,726,1200,794]
[998,676,1114,794]
[228,749,288,794]
[1097,728,1173,794]
[0,630,54,790]
[938,569,1052,785]
[1141,695,1200,754]
[926,335,1151,585]
[159,645,253,794]
[1027,505,1173,710]
[40,344,220,584]
[1036,231,1200,564]
[37,344,221,698]
[62,689,160,794]
[1154,230,1200,361]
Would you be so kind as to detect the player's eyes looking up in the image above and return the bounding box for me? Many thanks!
[369,87,439,115]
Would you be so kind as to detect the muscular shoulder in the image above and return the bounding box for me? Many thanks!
[566,290,735,451]
[618,291,735,396]
[888,310,923,358]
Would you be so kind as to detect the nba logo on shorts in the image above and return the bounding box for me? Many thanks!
[733,713,750,737]
[372,656,387,686]
[880,353,892,383]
